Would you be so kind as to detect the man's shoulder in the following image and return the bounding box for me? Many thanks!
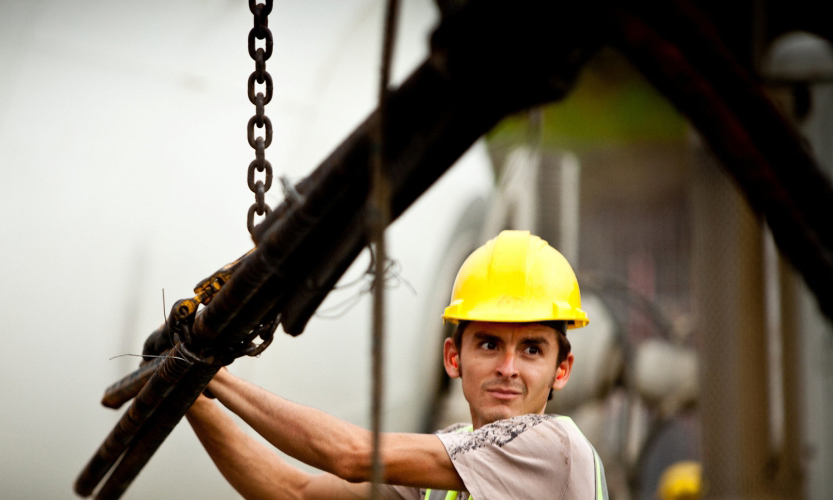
[436,414,574,460]
[437,414,568,436]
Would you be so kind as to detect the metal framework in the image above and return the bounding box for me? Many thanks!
[75,0,833,498]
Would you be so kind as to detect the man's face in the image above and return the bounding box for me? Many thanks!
[443,321,574,429]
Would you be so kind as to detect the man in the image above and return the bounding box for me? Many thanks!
[187,230,608,499]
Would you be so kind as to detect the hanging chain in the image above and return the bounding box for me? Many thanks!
[246,0,274,235]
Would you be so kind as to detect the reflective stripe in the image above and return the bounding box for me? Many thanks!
[594,448,610,500]
[554,415,581,432]
[424,489,460,500]
[424,426,473,500]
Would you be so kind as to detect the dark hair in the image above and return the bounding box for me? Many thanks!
[452,320,572,366]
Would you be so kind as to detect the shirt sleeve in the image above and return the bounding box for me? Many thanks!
[436,415,573,500]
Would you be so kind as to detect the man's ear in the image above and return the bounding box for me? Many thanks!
[443,338,461,379]
[552,352,575,391]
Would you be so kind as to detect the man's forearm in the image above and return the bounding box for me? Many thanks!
[187,396,312,499]
[186,395,313,500]
[208,370,374,482]
[188,394,373,500]
[205,369,465,492]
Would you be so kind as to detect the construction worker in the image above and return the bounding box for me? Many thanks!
[187,230,608,499]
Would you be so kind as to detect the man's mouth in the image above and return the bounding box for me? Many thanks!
[484,386,524,400]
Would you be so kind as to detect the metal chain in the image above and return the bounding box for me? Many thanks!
[246,0,274,235]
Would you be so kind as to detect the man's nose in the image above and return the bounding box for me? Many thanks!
[496,350,519,377]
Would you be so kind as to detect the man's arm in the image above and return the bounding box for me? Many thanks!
[187,394,370,500]
[207,368,465,492]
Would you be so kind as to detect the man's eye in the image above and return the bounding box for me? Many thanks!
[481,341,498,350]
[525,346,541,355]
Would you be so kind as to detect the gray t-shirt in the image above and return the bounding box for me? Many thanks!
[380,414,603,500]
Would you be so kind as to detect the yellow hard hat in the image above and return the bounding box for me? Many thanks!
[442,230,588,328]
[658,461,702,500]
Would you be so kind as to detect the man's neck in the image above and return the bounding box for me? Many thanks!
[470,408,547,430]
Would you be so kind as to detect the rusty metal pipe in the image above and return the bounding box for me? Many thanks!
[94,360,220,500]
[75,348,192,496]
[279,216,367,335]
[100,355,166,409]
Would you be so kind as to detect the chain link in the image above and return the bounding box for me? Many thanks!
[246,0,275,235]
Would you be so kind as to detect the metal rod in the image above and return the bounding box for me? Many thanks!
[777,258,805,498]
[369,1,399,496]
[100,354,166,409]
[94,361,220,499]
[278,209,367,335]
[75,348,192,496]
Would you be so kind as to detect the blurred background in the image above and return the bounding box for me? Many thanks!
[0,1,831,499]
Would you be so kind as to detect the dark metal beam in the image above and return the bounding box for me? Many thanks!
[609,0,833,320]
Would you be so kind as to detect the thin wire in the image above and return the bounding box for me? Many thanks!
[107,289,192,362]
[369,1,399,497]
[383,258,417,295]
[162,288,169,331]
[109,353,189,362]
[314,253,416,319]
[330,247,377,291]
